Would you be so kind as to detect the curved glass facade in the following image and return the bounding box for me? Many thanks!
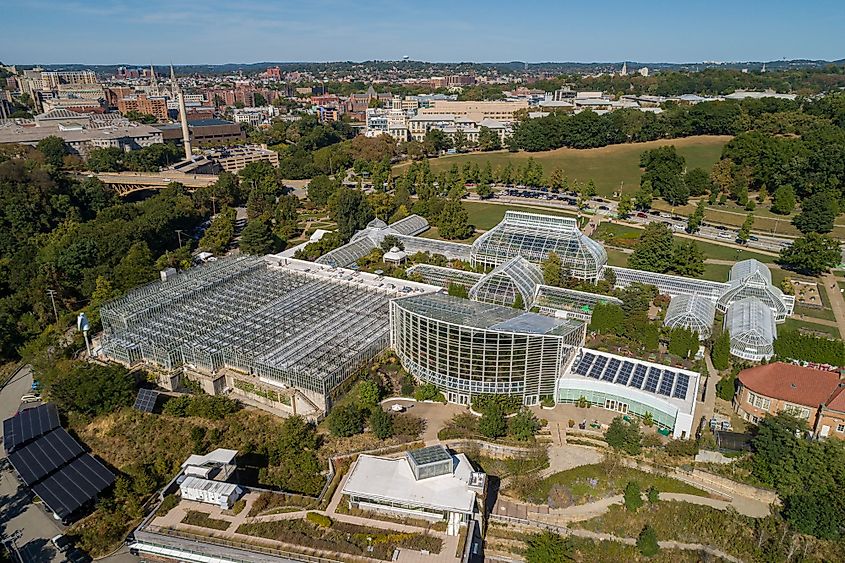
[664,294,716,339]
[390,293,585,405]
[716,259,793,322]
[470,211,607,281]
[468,257,543,309]
[725,297,777,361]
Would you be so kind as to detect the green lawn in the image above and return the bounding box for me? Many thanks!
[781,318,841,339]
[702,263,731,282]
[462,201,577,230]
[691,240,776,264]
[395,136,729,197]
[793,304,837,322]
[605,248,630,267]
[514,463,707,506]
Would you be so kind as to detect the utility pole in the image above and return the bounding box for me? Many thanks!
[46,289,59,325]
[175,229,184,248]
[210,195,217,216]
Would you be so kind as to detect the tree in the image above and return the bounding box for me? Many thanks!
[647,486,659,504]
[711,330,731,371]
[792,192,838,234]
[478,402,507,439]
[637,525,660,557]
[240,216,279,255]
[633,187,653,210]
[617,195,633,218]
[716,374,736,401]
[369,408,394,439]
[327,404,364,437]
[737,213,755,243]
[357,379,381,409]
[452,130,468,153]
[476,181,493,199]
[684,167,712,197]
[778,233,841,275]
[628,222,675,273]
[113,241,157,292]
[543,252,562,287]
[672,240,705,277]
[771,185,796,215]
[48,363,136,416]
[604,416,642,455]
[477,127,501,151]
[624,481,643,511]
[37,135,67,168]
[447,282,469,299]
[508,409,540,441]
[524,531,573,563]
[328,188,374,240]
[512,292,525,309]
[437,200,473,240]
[548,167,566,192]
[424,129,452,154]
[307,175,338,207]
[668,327,698,359]
[686,199,706,233]
[589,303,626,334]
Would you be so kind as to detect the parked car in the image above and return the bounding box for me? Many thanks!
[52,535,72,552]
[749,235,759,241]
[636,212,648,218]
[20,394,40,404]
[390,404,406,413]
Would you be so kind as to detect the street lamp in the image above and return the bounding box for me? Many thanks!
[175,229,184,248]
[78,312,92,357]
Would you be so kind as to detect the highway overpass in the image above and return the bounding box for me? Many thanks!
[86,171,218,195]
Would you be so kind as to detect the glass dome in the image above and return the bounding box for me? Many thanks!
[724,297,777,362]
[663,294,716,340]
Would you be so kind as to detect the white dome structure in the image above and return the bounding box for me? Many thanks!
[663,294,716,340]
[468,256,543,310]
[716,259,793,322]
[724,297,777,362]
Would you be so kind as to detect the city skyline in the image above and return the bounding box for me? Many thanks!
[3,0,844,65]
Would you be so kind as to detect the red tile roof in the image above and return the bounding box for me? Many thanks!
[824,384,845,413]
[738,362,841,408]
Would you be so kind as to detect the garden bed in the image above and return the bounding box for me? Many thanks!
[236,518,442,561]
[181,510,232,531]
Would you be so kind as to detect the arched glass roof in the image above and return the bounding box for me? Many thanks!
[724,297,777,361]
[469,256,543,309]
[664,294,716,339]
[470,211,607,281]
[717,259,793,322]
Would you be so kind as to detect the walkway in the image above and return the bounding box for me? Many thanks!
[821,272,845,338]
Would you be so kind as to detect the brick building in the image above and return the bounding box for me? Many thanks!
[116,94,169,121]
[735,362,845,439]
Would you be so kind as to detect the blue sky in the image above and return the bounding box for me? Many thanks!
[1,0,843,65]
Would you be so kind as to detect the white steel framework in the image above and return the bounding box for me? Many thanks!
[470,211,607,281]
[724,297,777,361]
[663,294,716,340]
[468,257,543,310]
[716,259,794,322]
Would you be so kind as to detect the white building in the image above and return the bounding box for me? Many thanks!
[232,106,279,126]
[179,477,243,509]
[342,445,485,535]
[365,108,410,142]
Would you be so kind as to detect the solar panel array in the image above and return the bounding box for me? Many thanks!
[2,403,60,452]
[571,351,692,400]
[8,428,84,485]
[2,403,114,521]
[133,389,160,413]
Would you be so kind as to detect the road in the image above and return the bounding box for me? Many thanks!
[484,189,796,254]
[90,171,217,189]
[0,367,139,563]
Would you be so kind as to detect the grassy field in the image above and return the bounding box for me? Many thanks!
[781,318,841,339]
[463,201,578,230]
[395,136,729,197]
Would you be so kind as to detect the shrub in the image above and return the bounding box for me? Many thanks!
[624,481,643,512]
[665,439,699,458]
[637,524,660,556]
[369,408,394,440]
[156,494,179,517]
[605,416,642,456]
[306,512,332,527]
[162,394,239,420]
[413,383,444,402]
[472,394,523,415]
[540,396,555,408]
[508,409,541,441]
[327,404,364,437]
[647,486,659,504]
[479,403,507,439]
[230,498,247,515]
[568,419,576,428]
[524,530,573,563]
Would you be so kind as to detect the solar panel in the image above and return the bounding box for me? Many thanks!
[630,364,648,388]
[573,353,595,375]
[602,358,621,381]
[643,368,661,393]
[588,356,608,378]
[133,389,160,413]
[673,373,690,400]
[2,403,60,452]
[31,454,114,520]
[615,362,635,385]
[657,371,676,396]
[7,428,85,486]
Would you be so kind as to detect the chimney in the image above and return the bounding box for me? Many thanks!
[171,65,192,161]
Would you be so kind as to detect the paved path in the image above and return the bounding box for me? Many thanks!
[540,442,603,478]
[821,273,845,338]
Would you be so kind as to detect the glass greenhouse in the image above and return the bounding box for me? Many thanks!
[608,266,728,301]
[716,259,794,322]
[724,297,777,361]
[534,285,623,320]
[663,294,716,340]
[405,264,483,290]
[470,211,607,281]
[390,292,585,405]
[468,256,543,309]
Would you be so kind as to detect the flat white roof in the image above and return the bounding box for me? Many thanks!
[342,453,476,514]
[180,476,240,497]
[181,448,238,468]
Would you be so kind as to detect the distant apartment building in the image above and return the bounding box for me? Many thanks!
[430,75,476,89]
[419,99,528,123]
[206,145,280,173]
[262,66,282,80]
[408,113,510,144]
[157,118,245,146]
[232,106,279,126]
[0,109,162,156]
[116,94,169,121]
[315,106,341,123]
[365,108,410,142]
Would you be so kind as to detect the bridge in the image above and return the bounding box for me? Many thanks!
[86,171,218,196]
